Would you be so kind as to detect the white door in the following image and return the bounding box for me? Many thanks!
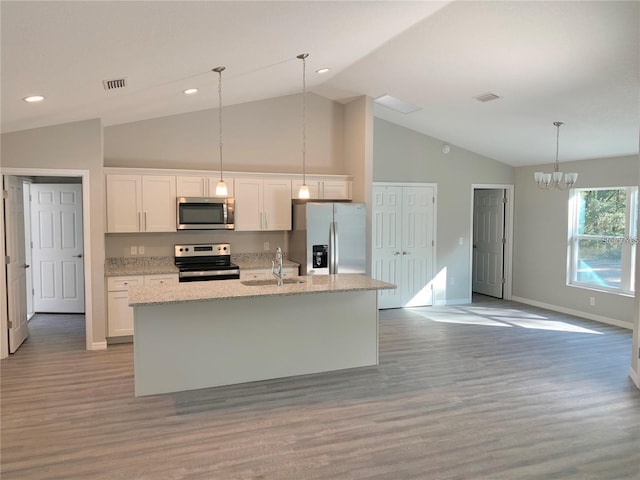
[473,189,505,298]
[23,183,34,319]
[4,176,29,352]
[371,186,403,309]
[401,186,434,307]
[31,184,85,313]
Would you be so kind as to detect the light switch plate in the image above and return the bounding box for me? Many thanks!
[130,246,137,256]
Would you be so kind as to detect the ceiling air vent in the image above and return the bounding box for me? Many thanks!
[103,78,127,90]
[474,92,500,103]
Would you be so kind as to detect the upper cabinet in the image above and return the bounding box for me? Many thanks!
[291,179,352,200]
[106,175,177,233]
[176,175,234,198]
[235,177,292,231]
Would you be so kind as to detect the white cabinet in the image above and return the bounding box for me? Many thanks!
[106,175,177,233]
[176,175,234,198]
[322,180,352,200]
[107,275,143,337]
[291,179,352,200]
[372,184,435,308]
[235,178,292,231]
[239,266,299,281]
[107,273,178,337]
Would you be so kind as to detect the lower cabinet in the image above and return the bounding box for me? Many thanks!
[239,266,299,281]
[107,274,178,337]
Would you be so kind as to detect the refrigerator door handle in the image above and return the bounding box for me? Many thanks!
[329,221,336,274]
[333,221,339,274]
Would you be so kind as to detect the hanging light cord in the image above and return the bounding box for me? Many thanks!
[298,53,308,185]
[213,66,225,182]
[553,121,562,173]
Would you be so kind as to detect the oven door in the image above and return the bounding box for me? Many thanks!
[176,197,234,230]
[178,268,240,282]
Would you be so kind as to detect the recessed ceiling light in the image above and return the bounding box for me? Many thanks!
[23,95,44,103]
[316,68,330,74]
[374,94,421,114]
[183,88,198,95]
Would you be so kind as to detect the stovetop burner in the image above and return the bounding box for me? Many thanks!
[174,243,240,282]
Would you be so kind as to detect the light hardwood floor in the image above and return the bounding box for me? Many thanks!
[2,297,639,479]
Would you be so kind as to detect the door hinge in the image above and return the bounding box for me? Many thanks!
[432,240,435,246]
[4,255,9,265]
[502,196,507,204]
[502,278,506,284]
[7,320,12,328]
[2,190,8,200]
[502,238,506,244]
[432,197,435,204]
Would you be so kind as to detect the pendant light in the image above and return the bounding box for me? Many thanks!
[212,66,228,197]
[297,53,310,199]
[534,121,578,190]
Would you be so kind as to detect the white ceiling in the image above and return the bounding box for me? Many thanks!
[2,1,638,167]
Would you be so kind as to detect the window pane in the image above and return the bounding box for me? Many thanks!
[575,238,622,289]
[577,189,626,236]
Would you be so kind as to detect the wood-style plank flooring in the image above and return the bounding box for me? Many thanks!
[2,296,639,479]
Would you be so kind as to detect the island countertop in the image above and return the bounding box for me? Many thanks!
[128,274,395,307]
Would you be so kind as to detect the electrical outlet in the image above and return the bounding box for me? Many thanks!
[589,297,595,306]
[138,246,145,255]
[264,242,270,251]
[130,246,137,256]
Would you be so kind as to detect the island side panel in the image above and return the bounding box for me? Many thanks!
[133,290,378,396]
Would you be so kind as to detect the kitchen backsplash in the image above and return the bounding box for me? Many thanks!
[105,230,288,258]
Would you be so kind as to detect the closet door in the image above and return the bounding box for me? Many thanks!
[372,185,403,309]
[401,186,434,307]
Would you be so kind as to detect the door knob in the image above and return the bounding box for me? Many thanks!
[73,254,83,258]
[23,264,30,269]
[402,251,410,255]
[393,251,401,256]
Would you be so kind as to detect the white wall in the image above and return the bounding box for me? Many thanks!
[104,93,344,174]
[1,119,106,344]
[513,155,638,328]
[373,118,514,303]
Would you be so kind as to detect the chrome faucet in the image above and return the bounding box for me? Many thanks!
[271,246,284,286]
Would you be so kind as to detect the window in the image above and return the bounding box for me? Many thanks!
[568,187,637,294]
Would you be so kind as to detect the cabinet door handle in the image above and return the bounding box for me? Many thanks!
[144,212,147,231]
[264,212,268,230]
[137,212,141,231]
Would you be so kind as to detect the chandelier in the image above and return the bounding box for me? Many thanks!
[534,121,578,190]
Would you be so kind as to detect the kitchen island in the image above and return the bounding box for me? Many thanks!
[128,274,395,396]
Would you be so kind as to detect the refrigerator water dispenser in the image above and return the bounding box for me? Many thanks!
[313,245,328,268]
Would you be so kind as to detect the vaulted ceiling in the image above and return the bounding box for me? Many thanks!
[2,1,638,167]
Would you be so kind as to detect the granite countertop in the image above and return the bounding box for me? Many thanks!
[232,252,299,270]
[105,253,299,277]
[128,274,395,306]
[105,257,178,276]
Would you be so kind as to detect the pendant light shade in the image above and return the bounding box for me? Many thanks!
[212,66,228,197]
[297,53,310,199]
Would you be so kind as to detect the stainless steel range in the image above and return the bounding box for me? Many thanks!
[174,243,240,282]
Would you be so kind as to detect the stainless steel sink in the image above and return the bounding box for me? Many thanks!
[240,278,305,287]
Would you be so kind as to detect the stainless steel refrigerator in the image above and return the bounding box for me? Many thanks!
[289,200,366,275]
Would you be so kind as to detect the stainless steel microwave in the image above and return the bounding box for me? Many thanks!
[176,197,234,230]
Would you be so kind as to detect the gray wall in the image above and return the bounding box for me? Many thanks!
[373,118,515,303]
[105,93,345,174]
[1,119,106,344]
[513,155,638,327]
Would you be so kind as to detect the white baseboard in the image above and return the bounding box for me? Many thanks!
[511,296,632,330]
[629,367,640,389]
[90,341,107,350]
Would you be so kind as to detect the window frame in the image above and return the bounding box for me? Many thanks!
[567,186,637,295]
